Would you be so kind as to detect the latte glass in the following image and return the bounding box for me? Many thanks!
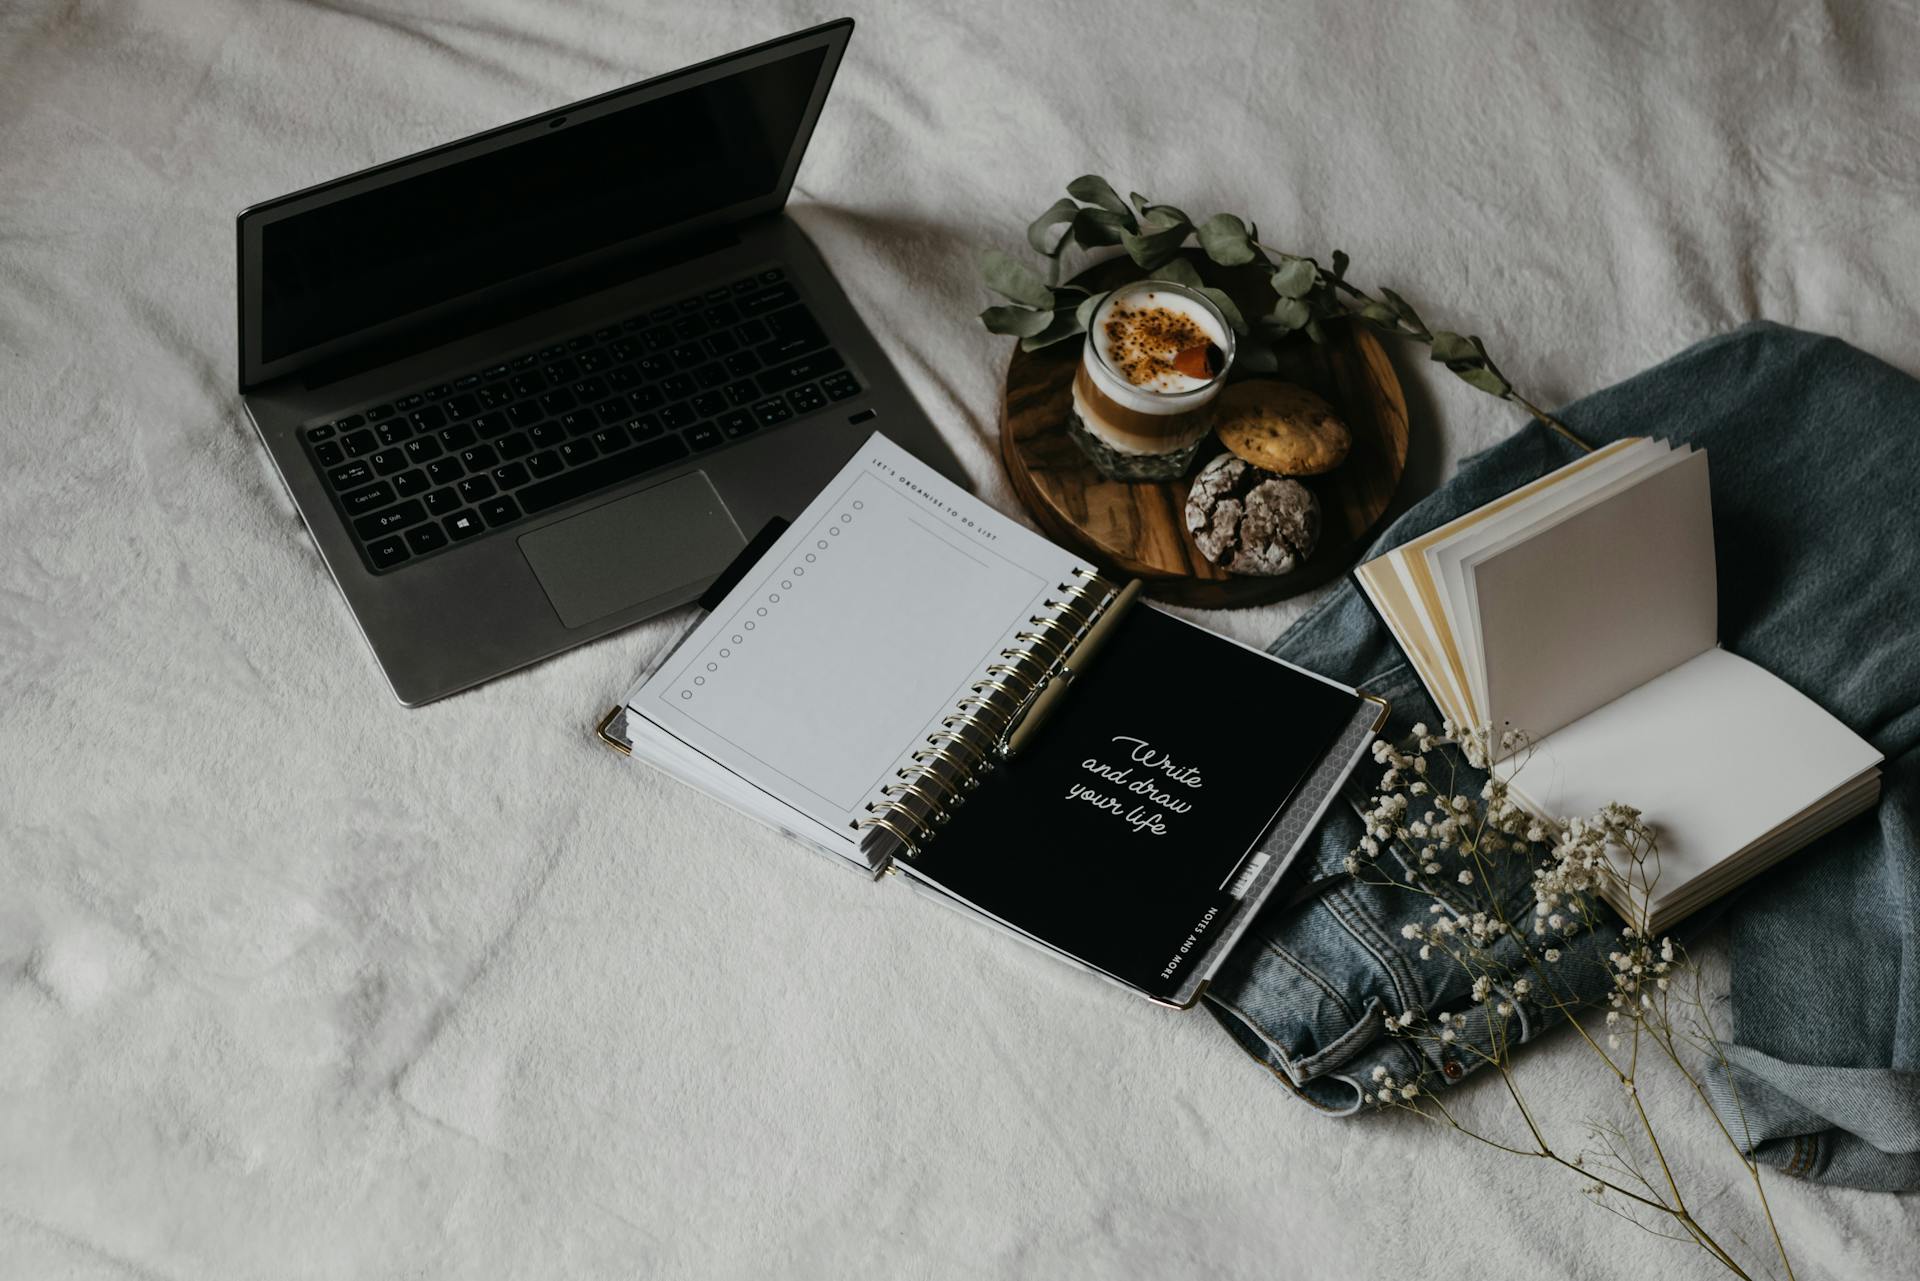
[1067,280,1236,481]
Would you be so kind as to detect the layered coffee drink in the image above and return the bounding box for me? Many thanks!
[1068,281,1235,481]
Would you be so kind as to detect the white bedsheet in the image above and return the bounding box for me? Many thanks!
[4,1,1917,1277]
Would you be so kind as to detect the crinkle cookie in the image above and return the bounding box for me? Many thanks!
[1184,453,1320,576]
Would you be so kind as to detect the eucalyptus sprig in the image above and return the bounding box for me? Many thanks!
[980,174,1580,445]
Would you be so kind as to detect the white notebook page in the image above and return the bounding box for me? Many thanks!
[629,434,1089,844]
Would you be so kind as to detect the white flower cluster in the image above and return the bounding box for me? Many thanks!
[1601,927,1677,1049]
[1532,802,1651,930]
[1363,1061,1422,1105]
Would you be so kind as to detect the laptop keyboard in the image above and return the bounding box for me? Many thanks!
[299,267,862,574]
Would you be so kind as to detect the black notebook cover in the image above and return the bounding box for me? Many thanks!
[907,606,1361,1002]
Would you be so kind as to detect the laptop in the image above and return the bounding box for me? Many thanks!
[237,18,963,706]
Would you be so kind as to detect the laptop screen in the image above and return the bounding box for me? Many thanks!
[254,43,827,369]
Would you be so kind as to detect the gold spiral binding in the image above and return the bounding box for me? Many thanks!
[858,569,1122,862]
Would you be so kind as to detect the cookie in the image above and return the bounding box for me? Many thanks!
[1184,453,1320,576]
[1214,380,1351,476]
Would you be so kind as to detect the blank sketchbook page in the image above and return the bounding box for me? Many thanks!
[1512,647,1882,893]
[630,433,1088,844]
[1471,447,1717,745]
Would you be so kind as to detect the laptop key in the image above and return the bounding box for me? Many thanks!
[354,499,426,541]
[693,362,730,390]
[403,436,442,463]
[641,325,675,352]
[367,404,396,421]
[426,457,463,486]
[538,389,577,415]
[392,468,429,499]
[340,429,377,457]
[821,371,861,400]
[637,356,673,381]
[443,509,484,540]
[704,287,732,304]
[330,460,375,490]
[453,373,482,391]
[751,398,793,427]
[406,522,449,555]
[333,413,365,431]
[528,421,565,448]
[438,422,477,450]
[527,450,563,478]
[511,371,547,397]
[479,495,522,528]
[724,379,759,406]
[557,410,597,436]
[478,382,513,409]
[516,435,692,515]
[459,444,499,472]
[424,383,454,400]
[702,330,738,357]
[511,353,538,370]
[570,377,609,403]
[673,315,708,340]
[595,397,631,425]
[545,358,580,383]
[736,318,770,346]
[341,481,395,514]
[566,335,595,353]
[704,302,740,329]
[375,419,412,446]
[369,448,407,476]
[506,401,544,428]
[307,424,336,442]
[492,461,530,489]
[719,410,756,439]
[425,487,462,516]
[686,422,722,452]
[457,476,496,503]
[628,414,664,439]
[677,297,702,314]
[758,267,784,283]
[482,364,509,380]
[591,425,629,453]
[395,393,425,412]
[593,326,619,343]
[736,284,798,315]
[496,432,533,460]
[411,405,448,431]
[723,351,762,377]
[692,392,727,418]
[367,535,409,570]
[660,402,696,430]
[756,351,845,396]
[313,440,345,468]
[577,349,609,373]
[787,384,827,415]
[661,374,695,401]
[558,438,597,467]
[630,385,665,411]
[444,394,480,420]
[670,343,706,370]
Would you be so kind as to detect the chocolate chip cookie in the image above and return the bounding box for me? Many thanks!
[1185,453,1320,576]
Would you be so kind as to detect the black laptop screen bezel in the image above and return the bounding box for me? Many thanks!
[235,18,852,394]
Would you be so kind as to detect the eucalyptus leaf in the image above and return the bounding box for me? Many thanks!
[1066,174,1131,219]
[1138,203,1193,231]
[1331,249,1350,281]
[1265,296,1312,331]
[1018,308,1089,352]
[1303,318,1326,345]
[1120,221,1190,271]
[980,248,1055,309]
[1270,257,1318,299]
[1071,207,1129,247]
[1196,286,1247,335]
[1430,330,1479,364]
[1452,365,1512,396]
[1196,213,1257,266]
[1357,300,1401,328]
[1378,287,1427,333]
[979,305,1055,338]
[1025,197,1080,257]
[1152,257,1205,288]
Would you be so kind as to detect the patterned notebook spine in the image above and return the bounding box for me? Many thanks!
[855,566,1121,865]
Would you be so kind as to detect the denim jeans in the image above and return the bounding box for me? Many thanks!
[1205,323,1920,1191]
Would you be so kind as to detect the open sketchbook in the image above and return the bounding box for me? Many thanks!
[599,433,1384,1006]
[1355,438,1881,932]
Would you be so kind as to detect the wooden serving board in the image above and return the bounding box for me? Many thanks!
[1000,253,1410,608]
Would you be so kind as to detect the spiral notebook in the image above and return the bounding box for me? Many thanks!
[598,433,1383,1006]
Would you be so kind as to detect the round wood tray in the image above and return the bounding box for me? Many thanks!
[1000,253,1410,608]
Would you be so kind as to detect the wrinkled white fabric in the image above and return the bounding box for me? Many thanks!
[4,1,1918,1277]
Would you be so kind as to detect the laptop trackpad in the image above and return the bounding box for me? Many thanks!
[518,472,746,629]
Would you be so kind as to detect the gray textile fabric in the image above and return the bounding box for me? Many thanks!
[1207,322,1920,1191]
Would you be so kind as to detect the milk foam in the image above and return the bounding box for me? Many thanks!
[1086,284,1230,413]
